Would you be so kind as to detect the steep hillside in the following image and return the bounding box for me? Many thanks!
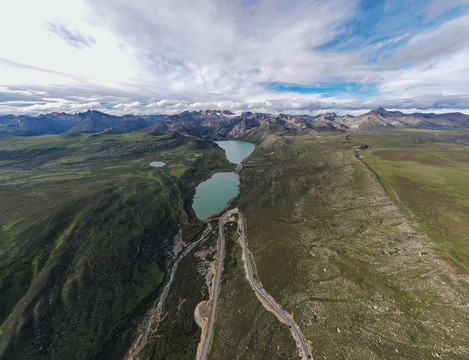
[0,132,232,359]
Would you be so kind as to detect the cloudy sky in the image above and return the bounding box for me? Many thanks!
[1,0,469,115]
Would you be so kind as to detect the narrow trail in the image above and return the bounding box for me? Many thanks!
[199,209,311,360]
[126,223,212,360]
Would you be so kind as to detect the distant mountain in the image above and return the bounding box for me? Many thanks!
[149,110,311,139]
[66,111,165,133]
[112,115,165,133]
[1,108,469,137]
[228,112,310,139]
[0,115,16,125]
[302,107,469,132]
[150,110,239,137]
[0,111,164,136]
[296,113,348,131]
[0,114,81,136]
[66,110,119,133]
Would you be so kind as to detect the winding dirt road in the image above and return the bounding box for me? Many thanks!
[199,208,311,360]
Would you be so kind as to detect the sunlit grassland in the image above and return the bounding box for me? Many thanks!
[353,131,469,270]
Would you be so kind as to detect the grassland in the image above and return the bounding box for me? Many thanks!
[207,220,300,360]
[2,127,468,360]
[234,130,469,359]
[352,132,469,270]
[0,131,233,359]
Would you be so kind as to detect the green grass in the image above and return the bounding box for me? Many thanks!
[208,220,299,360]
[2,128,468,359]
[0,131,233,359]
[168,163,189,177]
[1,219,24,232]
[353,131,469,269]
[54,217,79,249]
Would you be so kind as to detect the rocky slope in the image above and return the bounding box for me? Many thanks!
[150,110,239,137]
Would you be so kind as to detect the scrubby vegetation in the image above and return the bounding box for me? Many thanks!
[208,220,299,360]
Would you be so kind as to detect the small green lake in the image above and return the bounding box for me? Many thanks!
[192,140,254,220]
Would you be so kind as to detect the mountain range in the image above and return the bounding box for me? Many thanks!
[306,107,469,132]
[1,108,469,137]
[0,110,164,136]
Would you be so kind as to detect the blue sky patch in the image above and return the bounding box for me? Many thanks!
[265,81,379,99]
[318,0,469,64]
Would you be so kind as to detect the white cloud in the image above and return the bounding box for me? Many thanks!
[0,0,468,115]
[0,0,137,90]
[0,86,47,97]
[425,0,469,18]
[3,93,469,117]
[377,14,469,103]
[0,98,104,115]
[389,14,469,67]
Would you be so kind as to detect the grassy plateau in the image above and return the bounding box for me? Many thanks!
[232,130,469,359]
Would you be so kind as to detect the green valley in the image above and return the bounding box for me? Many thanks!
[0,131,232,359]
[1,111,469,360]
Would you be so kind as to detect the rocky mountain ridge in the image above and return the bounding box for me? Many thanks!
[300,107,469,132]
[1,108,469,137]
[150,110,311,139]
[0,110,164,136]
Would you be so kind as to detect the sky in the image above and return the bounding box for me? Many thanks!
[1,0,469,116]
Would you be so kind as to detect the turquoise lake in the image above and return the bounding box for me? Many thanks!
[192,140,255,220]
[214,140,255,164]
